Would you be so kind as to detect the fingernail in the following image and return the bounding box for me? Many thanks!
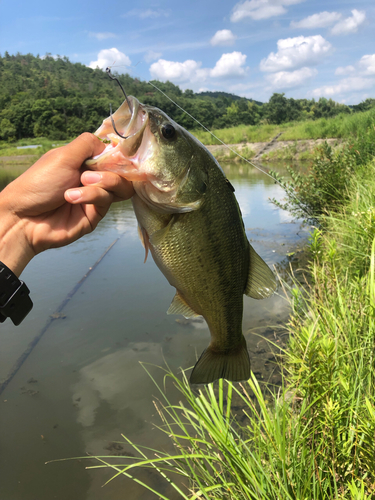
[83,172,101,184]
[66,189,82,201]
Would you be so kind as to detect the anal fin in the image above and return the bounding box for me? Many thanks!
[245,244,277,299]
[167,290,200,318]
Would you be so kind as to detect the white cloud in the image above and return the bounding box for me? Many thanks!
[231,0,304,22]
[266,67,317,89]
[331,9,365,35]
[88,32,116,41]
[260,35,331,73]
[144,50,162,63]
[89,48,131,73]
[335,65,355,76]
[149,52,247,83]
[149,59,205,83]
[141,8,170,19]
[210,52,247,78]
[290,11,341,29]
[359,54,375,75]
[313,76,374,97]
[127,8,170,19]
[210,29,237,46]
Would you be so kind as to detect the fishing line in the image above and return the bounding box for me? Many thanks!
[147,81,278,182]
[0,239,120,396]
[104,70,311,217]
[147,80,313,218]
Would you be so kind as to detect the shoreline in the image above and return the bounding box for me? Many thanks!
[0,138,343,167]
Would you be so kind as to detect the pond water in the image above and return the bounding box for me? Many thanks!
[0,160,309,500]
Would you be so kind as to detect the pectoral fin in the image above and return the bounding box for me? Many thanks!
[149,216,176,247]
[245,245,277,299]
[137,225,150,263]
[167,290,200,318]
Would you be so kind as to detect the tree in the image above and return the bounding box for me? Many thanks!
[0,118,16,141]
[265,93,289,124]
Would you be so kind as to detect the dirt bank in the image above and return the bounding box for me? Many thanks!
[206,138,342,162]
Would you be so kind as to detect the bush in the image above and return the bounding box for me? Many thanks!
[270,142,359,220]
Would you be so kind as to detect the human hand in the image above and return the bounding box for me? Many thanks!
[0,133,134,276]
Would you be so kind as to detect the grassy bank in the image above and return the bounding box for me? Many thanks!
[85,111,375,498]
[192,107,375,146]
[0,138,69,161]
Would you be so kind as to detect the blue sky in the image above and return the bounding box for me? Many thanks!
[1,0,374,104]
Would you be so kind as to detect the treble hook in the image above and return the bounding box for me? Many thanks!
[106,67,132,139]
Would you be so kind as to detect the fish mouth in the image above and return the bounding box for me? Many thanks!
[85,96,151,181]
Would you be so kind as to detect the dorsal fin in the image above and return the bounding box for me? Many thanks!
[167,290,200,318]
[245,245,277,299]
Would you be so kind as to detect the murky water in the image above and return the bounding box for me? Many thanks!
[0,160,309,500]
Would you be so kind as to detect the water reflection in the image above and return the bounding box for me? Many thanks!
[0,160,309,500]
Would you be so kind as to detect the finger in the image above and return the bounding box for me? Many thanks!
[64,186,115,211]
[81,171,135,201]
[81,203,110,231]
[62,133,106,165]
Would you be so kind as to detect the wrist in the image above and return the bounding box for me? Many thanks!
[0,212,35,277]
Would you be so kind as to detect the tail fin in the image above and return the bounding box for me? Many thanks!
[190,335,250,385]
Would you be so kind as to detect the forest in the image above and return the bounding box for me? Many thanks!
[1,52,374,141]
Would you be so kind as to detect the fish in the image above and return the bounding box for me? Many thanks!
[86,96,277,384]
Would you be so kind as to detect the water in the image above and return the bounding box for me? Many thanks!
[0,161,309,500]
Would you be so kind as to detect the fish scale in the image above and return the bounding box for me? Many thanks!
[86,95,277,384]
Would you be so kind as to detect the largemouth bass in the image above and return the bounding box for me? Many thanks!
[86,97,276,384]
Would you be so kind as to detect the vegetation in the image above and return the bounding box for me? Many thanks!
[0,137,65,157]
[193,106,375,147]
[81,110,375,499]
[270,110,375,220]
[1,52,374,143]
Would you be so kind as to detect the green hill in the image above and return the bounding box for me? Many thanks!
[0,52,373,141]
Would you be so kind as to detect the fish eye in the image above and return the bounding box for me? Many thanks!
[161,123,176,140]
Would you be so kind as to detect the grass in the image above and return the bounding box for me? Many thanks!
[191,107,375,147]
[86,273,375,499]
[0,138,69,158]
[280,108,375,141]
[192,123,283,145]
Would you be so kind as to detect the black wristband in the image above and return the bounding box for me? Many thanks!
[0,262,33,326]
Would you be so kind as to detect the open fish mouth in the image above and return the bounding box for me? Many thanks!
[85,96,152,182]
[85,96,202,213]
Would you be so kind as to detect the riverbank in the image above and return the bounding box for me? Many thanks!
[0,139,67,167]
[3,107,374,167]
[206,137,342,162]
[0,137,342,168]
